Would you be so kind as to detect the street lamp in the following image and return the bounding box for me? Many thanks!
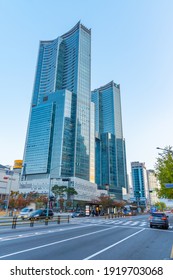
[46,165,62,218]
[5,170,14,215]
[46,173,52,218]
[156,147,173,155]
[105,184,110,195]
[135,190,141,209]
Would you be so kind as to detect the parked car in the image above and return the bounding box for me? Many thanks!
[29,209,54,220]
[149,212,169,229]
[71,211,85,218]
[18,207,34,220]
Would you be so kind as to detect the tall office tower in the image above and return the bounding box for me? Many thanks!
[22,22,93,182]
[91,81,128,200]
[131,162,149,207]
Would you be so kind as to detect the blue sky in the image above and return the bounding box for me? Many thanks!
[0,0,173,174]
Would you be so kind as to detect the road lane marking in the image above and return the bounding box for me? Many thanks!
[83,228,146,260]
[0,224,94,242]
[0,225,121,259]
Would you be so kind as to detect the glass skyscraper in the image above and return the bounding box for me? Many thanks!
[131,162,148,207]
[92,81,127,199]
[22,22,93,182]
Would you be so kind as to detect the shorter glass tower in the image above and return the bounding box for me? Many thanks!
[23,90,74,179]
[92,81,127,200]
[131,161,149,207]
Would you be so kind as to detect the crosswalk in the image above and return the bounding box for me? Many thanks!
[70,217,173,229]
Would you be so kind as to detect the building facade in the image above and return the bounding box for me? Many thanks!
[147,169,160,206]
[0,164,21,205]
[91,81,128,200]
[22,22,94,183]
[131,161,149,207]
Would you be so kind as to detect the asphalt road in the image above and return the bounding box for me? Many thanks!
[0,214,173,260]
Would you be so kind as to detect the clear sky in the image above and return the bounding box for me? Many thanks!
[0,0,173,175]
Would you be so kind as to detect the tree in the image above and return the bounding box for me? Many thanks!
[94,195,114,211]
[66,187,78,201]
[154,202,166,211]
[113,200,126,210]
[35,195,48,208]
[14,194,27,209]
[155,146,173,199]
[51,185,67,198]
[51,185,67,210]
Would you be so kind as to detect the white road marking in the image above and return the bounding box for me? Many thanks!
[0,224,93,242]
[0,226,121,259]
[130,221,139,226]
[83,228,146,260]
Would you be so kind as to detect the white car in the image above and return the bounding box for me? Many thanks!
[18,207,34,220]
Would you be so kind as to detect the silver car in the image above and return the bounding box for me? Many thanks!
[18,207,34,220]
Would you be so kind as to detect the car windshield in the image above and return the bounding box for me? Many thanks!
[21,208,30,213]
[32,210,42,215]
[152,213,165,217]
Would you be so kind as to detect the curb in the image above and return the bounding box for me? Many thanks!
[170,245,173,259]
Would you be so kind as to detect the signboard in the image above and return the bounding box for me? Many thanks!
[165,183,173,188]
[85,205,90,216]
[6,170,14,176]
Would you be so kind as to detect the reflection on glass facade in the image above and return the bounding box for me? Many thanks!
[22,22,93,181]
[24,103,55,175]
[92,81,127,199]
[131,162,148,207]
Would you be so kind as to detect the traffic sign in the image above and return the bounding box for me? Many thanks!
[165,183,173,188]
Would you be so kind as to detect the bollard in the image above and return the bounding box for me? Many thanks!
[45,217,49,225]
[12,216,17,229]
[68,215,70,223]
[57,215,60,224]
[30,218,34,227]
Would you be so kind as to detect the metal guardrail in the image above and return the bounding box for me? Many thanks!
[103,213,131,219]
[0,215,70,229]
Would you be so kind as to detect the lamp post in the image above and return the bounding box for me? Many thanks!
[46,165,62,218]
[46,174,51,218]
[5,170,14,215]
[156,147,173,155]
[135,190,141,211]
[62,178,71,209]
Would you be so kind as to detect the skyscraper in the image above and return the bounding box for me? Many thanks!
[22,22,93,182]
[131,161,149,207]
[91,81,128,200]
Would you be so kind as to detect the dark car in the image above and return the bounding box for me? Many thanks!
[71,211,85,218]
[149,212,169,229]
[29,209,54,220]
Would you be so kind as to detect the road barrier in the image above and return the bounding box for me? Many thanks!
[104,213,125,219]
[30,218,34,227]
[0,215,70,229]
[12,216,17,229]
